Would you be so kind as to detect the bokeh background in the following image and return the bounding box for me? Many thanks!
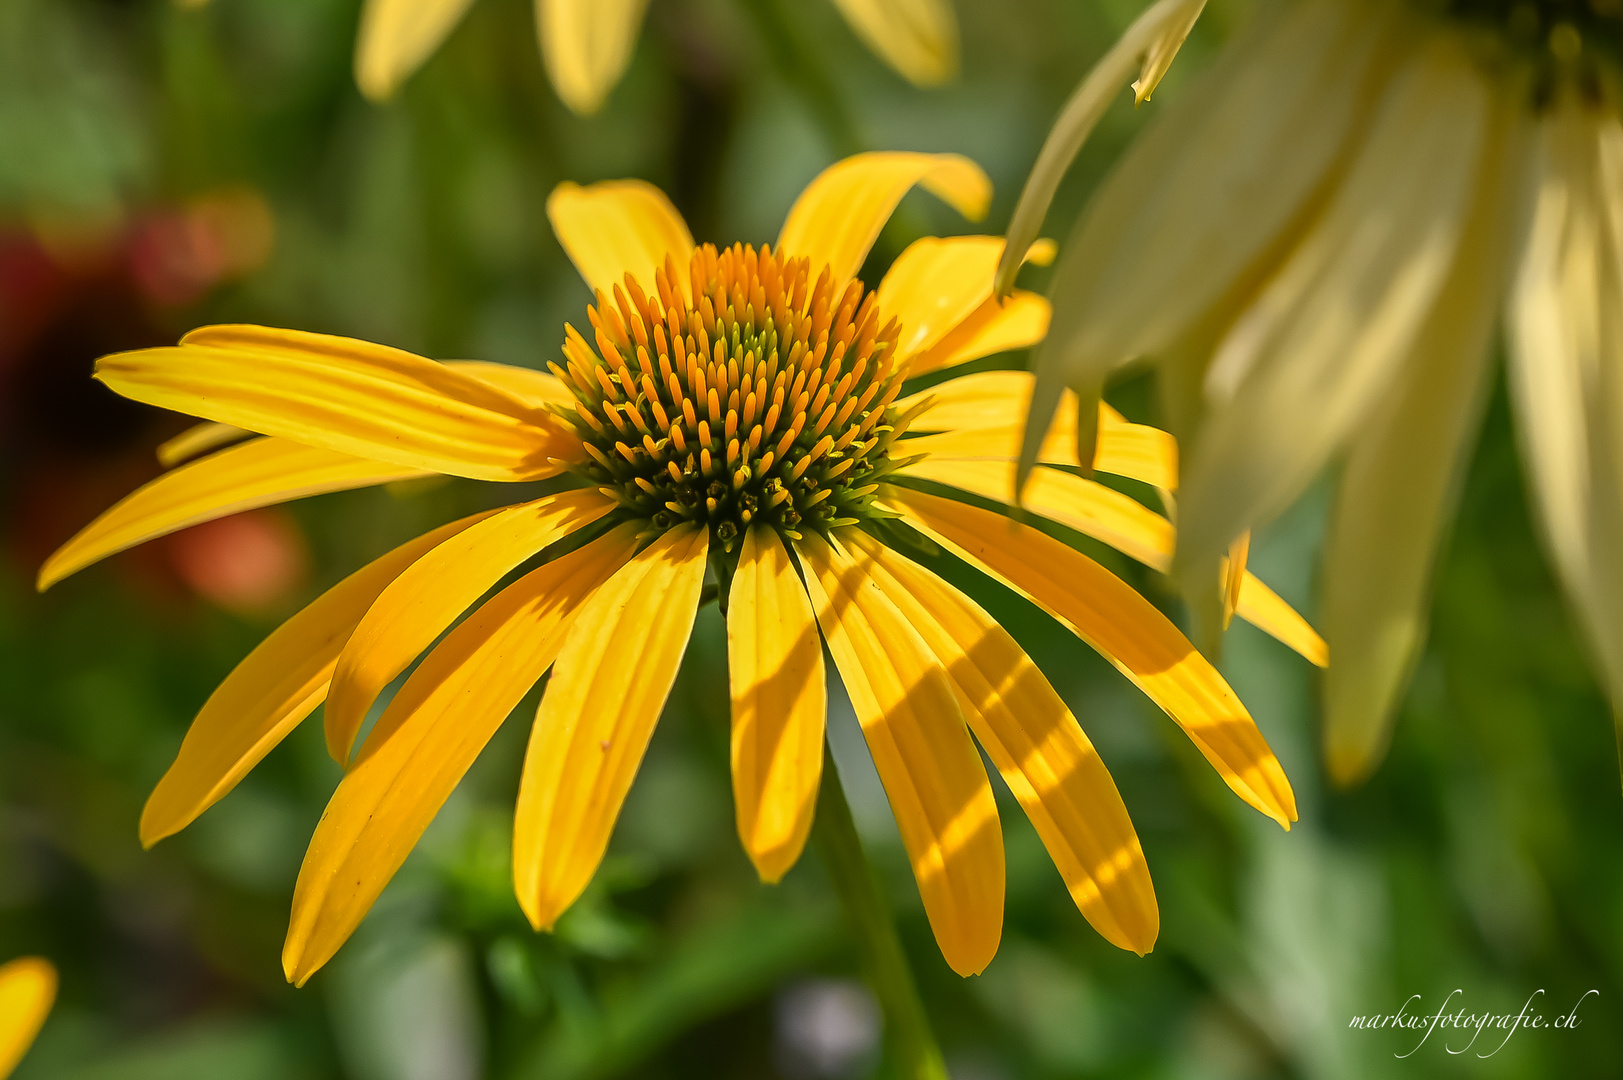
[3,0,1622,1076]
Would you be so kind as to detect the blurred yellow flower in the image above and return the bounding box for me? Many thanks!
[1007,0,1623,784]
[349,0,959,110]
[41,152,1309,985]
[0,957,55,1080]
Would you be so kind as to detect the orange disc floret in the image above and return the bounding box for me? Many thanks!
[551,242,923,550]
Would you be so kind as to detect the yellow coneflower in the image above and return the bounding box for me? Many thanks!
[40,152,1309,985]
[0,957,55,1080]
[1001,0,1623,784]
[340,0,958,110]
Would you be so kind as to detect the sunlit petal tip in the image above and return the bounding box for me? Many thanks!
[1023,237,1058,267]
[353,0,480,103]
[0,956,57,1078]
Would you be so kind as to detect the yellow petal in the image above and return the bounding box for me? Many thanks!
[140,512,496,847]
[97,325,570,482]
[537,0,651,115]
[325,487,617,764]
[547,179,695,301]
[827,0,958,86]
[727,524,827,883]
[878,237,1054,367]
[1235,573,1328,669]
[283,525,640,985]
[155,421,250,467]
[796,529,1003,976]
[39,437,431,592]
[446,360,575,409]
[776,153,990,288]
[898,458,1175,571]
[1170,41,1490,598]
[0,957,55,1080]
[514,524,709,930]
[353,0,478,102]
[885,486,1296,828]
[848,532,1158,955]
[907,290,1051,377]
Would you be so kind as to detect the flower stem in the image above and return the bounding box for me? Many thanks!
[813,748,948,1080]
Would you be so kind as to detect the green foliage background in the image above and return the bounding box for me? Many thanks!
[2,0,1620,1076]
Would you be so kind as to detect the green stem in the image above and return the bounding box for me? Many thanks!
[813,749,947,1080]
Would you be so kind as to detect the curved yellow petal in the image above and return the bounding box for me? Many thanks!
[905,290,1051,376]
[140,512,496,848]
[898,371,1177,487]
[1234,573,1328,668]
[776,153,991,288]
[325,488,617,764]
[898,458,1175,571]
[156,421,251,467]
[827,0,958,86]
[727,524,827,883]
[1220,531,1250,630]
[0,957,55,1080]
[97,325,570,482]
[884,486,1296,829]
[547,180,695,301]
[353,0,478,102]
[446,361,575,409]
[514,523,708,930]
[878,235,1014,362]
[283,525,640,986]
[849,532,1157,954]
[796,529,1003,976]
[39,437,431,592]
[537,0,651,115]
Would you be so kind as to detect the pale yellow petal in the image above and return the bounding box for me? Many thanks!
[537,0,651,115]
[547,179,695,301]
[776,153,991,288]
[1015,0,1394,480]
[727,524,826,883]
[849,532,1157,954]
[514,524,709,930]
[1175,39,1491,601]
[827,0,958,86]
[796,529,1004,976]
[1325,88,1517,784]
[878,237,1053,368]
[97,325,570,482]
[353,0,478,102]
[885,486,1296,828]
[994,0,1225,298]
[325,488,617,764]
[140,512,495,847]
[156,421,250,467]
[39,437,431,592]
[283,525,640,985]
[0,957,55,1080]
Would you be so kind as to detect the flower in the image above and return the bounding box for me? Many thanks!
[344,0,959,110]
[1005,0,1623,784]
[40,152,1308,984]
[0,957,56,1080]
